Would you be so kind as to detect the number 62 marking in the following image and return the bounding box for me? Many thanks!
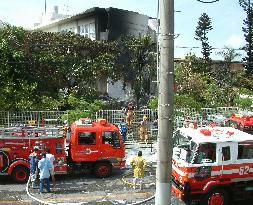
[239,166,250,175]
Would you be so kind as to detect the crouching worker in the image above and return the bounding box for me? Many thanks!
[130,151,147,190]
[38,152,52,193]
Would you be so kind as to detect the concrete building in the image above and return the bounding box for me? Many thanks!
[33,7,150,102]
[34,7,149,40]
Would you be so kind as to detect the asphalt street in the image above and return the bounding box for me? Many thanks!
[0,169,186,205]
[1,169,251,205]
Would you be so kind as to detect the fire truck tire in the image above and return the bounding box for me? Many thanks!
[11,166,29,183]
[94,162,112,178]
[200,188,229,205]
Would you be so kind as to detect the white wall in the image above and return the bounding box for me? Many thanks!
[107,79,133,102]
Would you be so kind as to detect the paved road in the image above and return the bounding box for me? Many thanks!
[1,170,251,205]
[0,169,186,205]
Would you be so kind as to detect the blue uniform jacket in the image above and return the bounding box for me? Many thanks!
[38,158,52,179]
[29,154,39,175]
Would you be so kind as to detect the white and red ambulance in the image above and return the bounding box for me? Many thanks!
[172,126,253,205]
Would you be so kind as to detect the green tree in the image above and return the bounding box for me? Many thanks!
[234,95,252,109]
[239,0,253,74]
[195,13,213,65]
[204,83,237,107]
[117,35,156,107]
[175,54,208,107]
[213,47,241,87]
[0,25,120,110]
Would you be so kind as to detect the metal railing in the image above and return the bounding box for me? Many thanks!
[0,107,248,141]
[0,111,67,127]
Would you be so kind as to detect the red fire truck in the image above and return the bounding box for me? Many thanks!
[172,126,253,205]
[0,118,125,183]
[226,113,253,134]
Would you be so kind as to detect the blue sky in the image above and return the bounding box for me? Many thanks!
[0,0,246,59]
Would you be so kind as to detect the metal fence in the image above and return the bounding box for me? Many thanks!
[0,111,67,127]
[0,107,249,141]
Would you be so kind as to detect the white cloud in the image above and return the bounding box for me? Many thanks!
[225,35,244,48]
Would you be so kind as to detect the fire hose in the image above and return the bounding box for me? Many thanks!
[26,168,155,205]
[121,168,155,205]
[26,175,87,205]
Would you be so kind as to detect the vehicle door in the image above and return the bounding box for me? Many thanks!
[217,142,234,177]
[74,129,99,162]
[236,141,253,179]
[100,130,123,159]
[191,143,217,189]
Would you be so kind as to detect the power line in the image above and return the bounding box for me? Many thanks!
[196,0,220,3]
[175,46,244,51]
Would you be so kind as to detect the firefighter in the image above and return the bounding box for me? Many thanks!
[63,120,70,139]
[183,116,191,128]
[126,102,135,127]
[29,147,39,188]
[119,119,128,143]
[139,115,148,141]
[130,151,147,190]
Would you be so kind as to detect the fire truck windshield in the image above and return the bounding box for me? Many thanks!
[193,143,216,164]
[173,130,191,147]
[173,130,196,163]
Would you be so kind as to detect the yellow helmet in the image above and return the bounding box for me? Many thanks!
[143,115,148,121]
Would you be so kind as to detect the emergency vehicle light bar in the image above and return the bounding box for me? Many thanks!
[75,118,93,126]
[200,129,211,136]
[96,119,107,125]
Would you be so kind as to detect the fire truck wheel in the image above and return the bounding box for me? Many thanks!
[94,162,112,178]
[11,166,29,183]
[201,188,229,205]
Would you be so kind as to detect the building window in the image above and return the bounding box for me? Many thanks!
[85,25,89,37]
[60,29,68,33]
[89,23,95,40]
[60,28,74,33]
[68,27,74,33]
[80,25,85,35]
[79,23,96,40]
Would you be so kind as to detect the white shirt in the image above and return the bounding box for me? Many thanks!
[46,153,55,167]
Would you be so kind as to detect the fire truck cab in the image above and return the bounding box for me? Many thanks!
[67,118,125,178]
[226,113,253,134]
[172,126,253,205]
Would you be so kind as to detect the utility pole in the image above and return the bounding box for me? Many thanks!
[45,0,47,15]
[155,0,174,205]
